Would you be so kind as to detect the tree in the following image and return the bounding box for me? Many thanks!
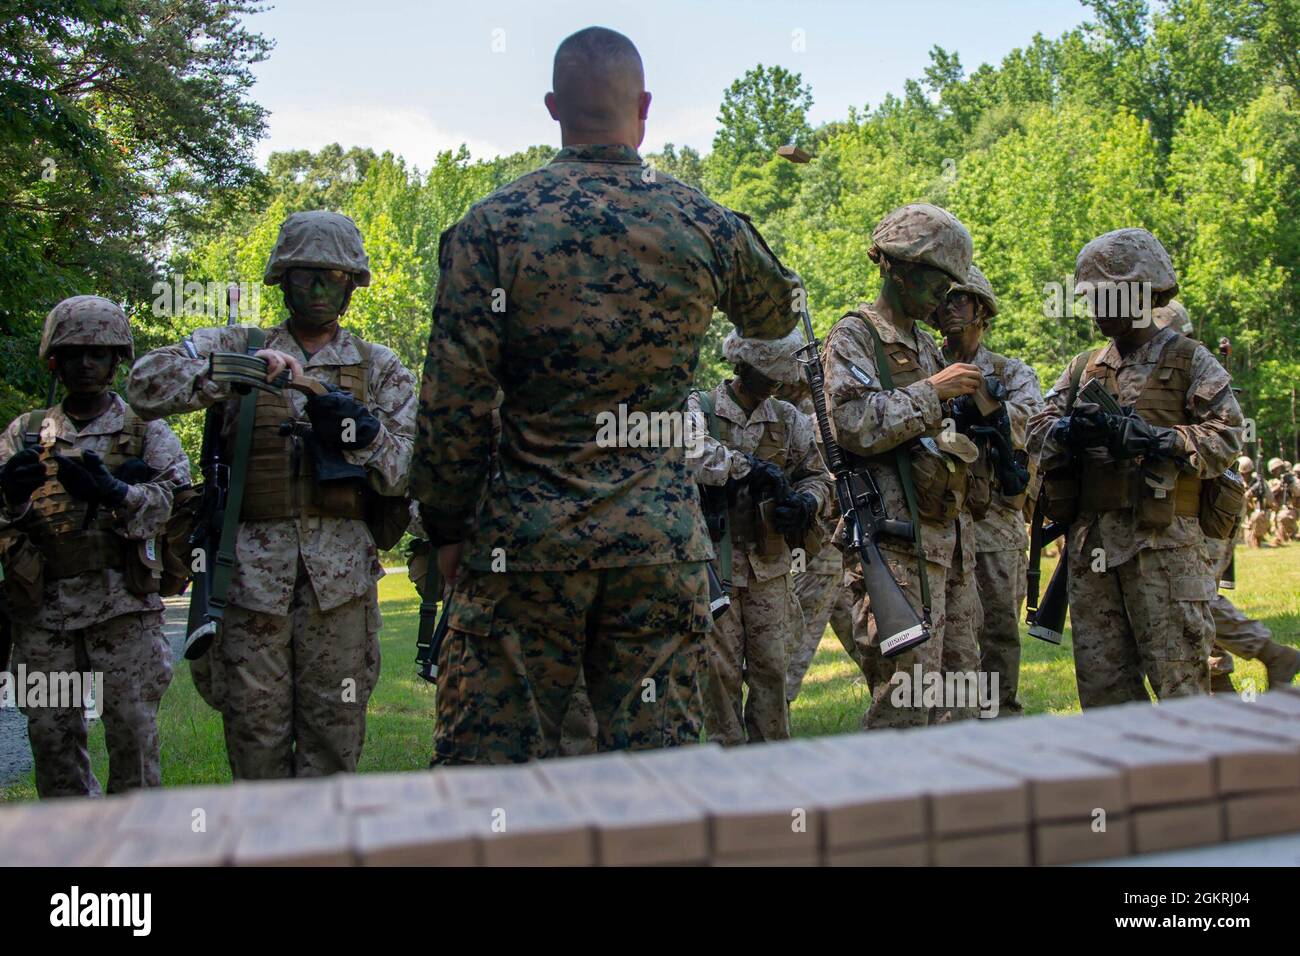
[0,0,271,423]
[705,64,812,194]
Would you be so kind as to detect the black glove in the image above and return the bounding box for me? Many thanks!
[1107,413,1183,461]
[113,457,154,485]
[53,451,129,507]
[306,385,381,450]
[1,448,45,507]
[745,455,790,500]
[948,394,985,434]
[772,490,817,535]
[1051,402,1116,450]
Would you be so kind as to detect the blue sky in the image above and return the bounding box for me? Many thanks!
[247,0,1092,169]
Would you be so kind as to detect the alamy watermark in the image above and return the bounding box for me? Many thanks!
[594,404,707,458]
[0,666,104,717]
[152,275,260,320]
[889,665,1000,718]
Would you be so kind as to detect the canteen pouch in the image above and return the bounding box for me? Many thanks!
[124,537,164,597]
[1200,471,1246,540]
[1136,460,1179,531]
[0,531,45,611]
[908,438,966,522]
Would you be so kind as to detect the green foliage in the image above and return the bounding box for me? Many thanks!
[0,0,270,400]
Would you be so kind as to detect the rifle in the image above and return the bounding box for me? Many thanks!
[1025,509,1069,644]
[792,307,930,657]
[183,284,243,660]
[415,562,449,684]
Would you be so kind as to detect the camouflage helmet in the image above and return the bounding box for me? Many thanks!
[950,263,998,319]
[870,203,972,283]
[1237,456,1254,474]
[1153,299,1192,335]
[264,210,371,287]
[38,295,133,362]
[1074,228,1178,296]
[722,326,806,384]
[1267,457,1285,475]
[1293,463,1300,476]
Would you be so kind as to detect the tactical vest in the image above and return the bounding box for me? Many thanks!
[974,351,1027,516]
[239,341,371,522]
[1076,334,1202,523]
[724,390,789,550]
[853,316,969,522]
[22,407,149,579]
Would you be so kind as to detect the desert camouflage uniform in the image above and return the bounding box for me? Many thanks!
[127,321,416,778]
[413,143,800,764]
[969,345,1043,715]
[1027,327,1244,708]
[1269,471,1298,544]
[781,395,861,701]
[1204,535,1300,690]
[1244,472,1273,547]
[686,383,832,744]
[824,306,983,728]
[1,296,188,797]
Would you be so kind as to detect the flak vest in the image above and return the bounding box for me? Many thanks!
[239,341,372,522]
[1075,333,1202,521]
[724,396,789,550]
[970,351,1027,518]
[21,408,152,581]
[848,315,970,522]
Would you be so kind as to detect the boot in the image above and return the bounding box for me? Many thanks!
[1259,642,1300,690]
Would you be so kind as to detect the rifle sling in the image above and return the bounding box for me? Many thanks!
[1028,349,1096,614]
[208,326,265,625]
[863,322,930,619]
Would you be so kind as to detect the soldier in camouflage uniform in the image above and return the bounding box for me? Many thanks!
[777,378,863,703]
[411,27,801,764]
[1240,457,1273,547]
[1204,534,1300,692]
[1027,229,1244,708]
[0,297,188,796]
[1267,457,1297,544]
[127,211,417,779]
[936,265,1044,715]
[687,330,833,744]
[822,203,987,729]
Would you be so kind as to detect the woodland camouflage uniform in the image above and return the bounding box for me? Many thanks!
[413,144,800,764]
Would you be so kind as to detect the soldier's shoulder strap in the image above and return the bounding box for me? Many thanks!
[862,318,930,620]
[691,387,720,439]
[1066,349,1100,413]
[117,406,148,459]
[346,334,374,404]
[22,409,47,448]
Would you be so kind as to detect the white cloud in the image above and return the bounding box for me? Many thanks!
[257,103,509,170]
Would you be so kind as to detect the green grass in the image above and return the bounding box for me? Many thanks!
[3,543,1297,801]
[789,542,1300,734]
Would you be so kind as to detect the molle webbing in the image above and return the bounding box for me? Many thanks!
[238,339,371,522]
[1079,334,1201,514]
[26,407,148,572]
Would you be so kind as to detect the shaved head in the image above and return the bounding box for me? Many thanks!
[550,27,647,139]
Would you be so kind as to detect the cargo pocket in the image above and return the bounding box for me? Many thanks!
[1163,572,1215,663]
[432,586,500,765]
